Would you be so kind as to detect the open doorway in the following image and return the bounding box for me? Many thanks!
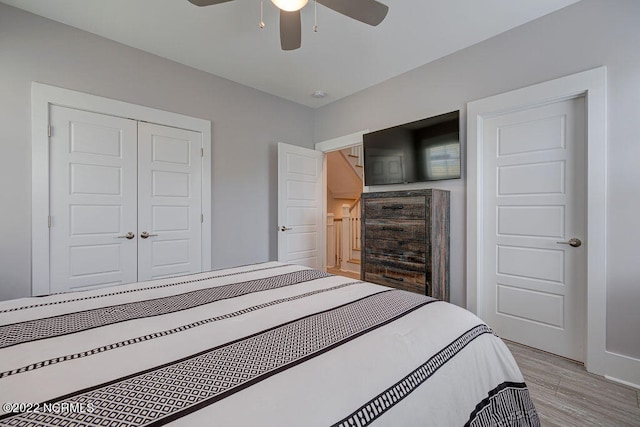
[326,146,364,281]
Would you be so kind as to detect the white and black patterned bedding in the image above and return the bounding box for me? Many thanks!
[0,262,539,426]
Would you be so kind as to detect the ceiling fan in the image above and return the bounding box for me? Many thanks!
[188,0,389,51]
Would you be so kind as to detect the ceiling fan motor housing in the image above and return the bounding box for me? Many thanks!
[188,0,389,51]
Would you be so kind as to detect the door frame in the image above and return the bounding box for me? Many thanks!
[467,68,610,377]
[32,82,212,296]
[315,130,368,271]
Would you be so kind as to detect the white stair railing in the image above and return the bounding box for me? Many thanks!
[335,218,343,267]
[341,205,351,271]
[339,198,361,269]
[349,198,361,256]
[348,146,364,167]
[326,213,336,268]
[341,145,364,181]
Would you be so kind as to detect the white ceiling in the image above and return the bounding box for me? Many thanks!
[1,0,581,107]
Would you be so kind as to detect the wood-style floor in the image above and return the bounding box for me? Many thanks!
[326,266,360,280]
[505,340,640,426]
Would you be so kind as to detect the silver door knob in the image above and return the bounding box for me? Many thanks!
[140,231,158,239]
[117,232,135,240]
[279,226,292,232]
[556,238,582,247]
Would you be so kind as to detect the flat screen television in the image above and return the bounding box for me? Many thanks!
[363,110,460,186]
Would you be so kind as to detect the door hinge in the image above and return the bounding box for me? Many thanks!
[47,125,52,137]
[201,214,204,223]
[201,147,204,157]
[48,215,51,228]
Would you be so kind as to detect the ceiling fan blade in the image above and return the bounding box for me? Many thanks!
[280,10,302,51]
[316,0,388,26]
[187,0,234,6]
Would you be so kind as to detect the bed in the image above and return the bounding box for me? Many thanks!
[0,262,538,426]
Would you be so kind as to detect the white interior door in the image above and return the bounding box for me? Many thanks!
[277,142,324,269]
[49,106,138,292]
[137,123,203,281]
[482,97,586,361]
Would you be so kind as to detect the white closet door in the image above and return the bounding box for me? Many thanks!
[49,106,138,293]
[137,123,203,280]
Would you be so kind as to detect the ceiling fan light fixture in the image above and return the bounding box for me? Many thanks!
[271,0,308,12]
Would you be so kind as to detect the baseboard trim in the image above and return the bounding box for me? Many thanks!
[341,266,360,275]
[604,350,640,389]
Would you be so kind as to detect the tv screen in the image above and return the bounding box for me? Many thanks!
[363,111,460,186]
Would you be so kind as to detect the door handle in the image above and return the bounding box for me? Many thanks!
[556,238,582,248]
[116,232,135,240]
[140,231,158,239]
[279,226,293,232]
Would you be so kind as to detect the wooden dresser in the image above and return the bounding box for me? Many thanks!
[361,189,450,301]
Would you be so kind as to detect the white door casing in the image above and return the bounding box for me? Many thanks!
[467,67,611,380]
[137,123,203,281]
[482,98,586,361]
[314,130,369,273]
[277,142,324,269]
[49,106,138,292]
[32,82,212,296]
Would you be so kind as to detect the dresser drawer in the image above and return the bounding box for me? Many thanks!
[364,219,425,242]
[364,239,426,268]
[364,264,428,295]
[364,196,426,220]
[364,254,425,275]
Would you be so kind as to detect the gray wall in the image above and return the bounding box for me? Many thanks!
[0,3,314,301]
[314,0,640,359]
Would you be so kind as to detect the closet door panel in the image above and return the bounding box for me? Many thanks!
[49,106,138,293]
[137,123,203,280]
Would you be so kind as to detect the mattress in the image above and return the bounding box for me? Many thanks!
[0,262,538,426]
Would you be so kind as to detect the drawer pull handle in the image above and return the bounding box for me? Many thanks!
[382,205,404,210]
[383,275,404,282]
[382,227,404,232]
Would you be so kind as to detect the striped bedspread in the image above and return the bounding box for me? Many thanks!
[0,262,538,426]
